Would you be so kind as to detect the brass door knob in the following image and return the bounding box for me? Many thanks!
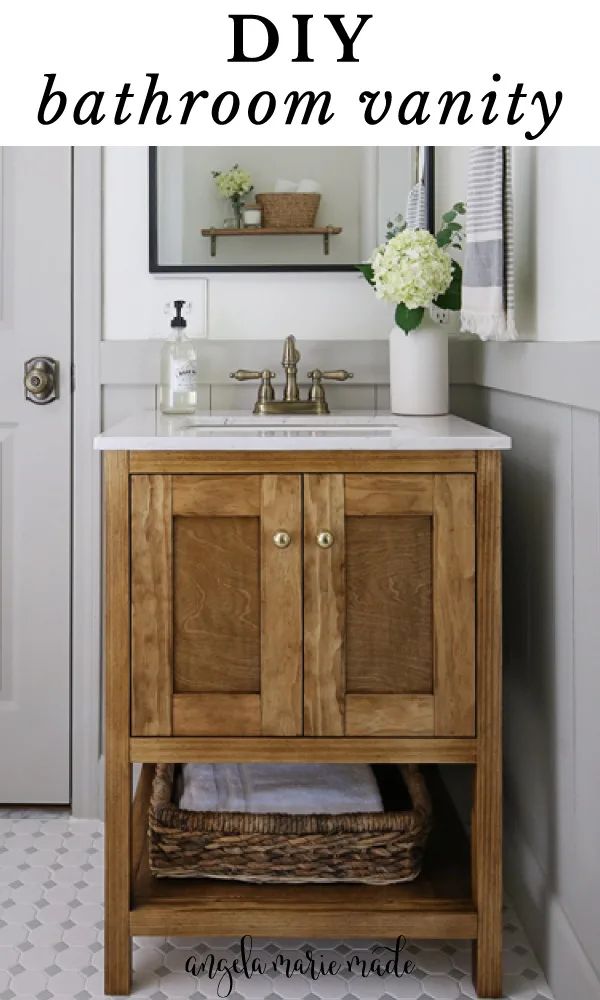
[273,530,291,549]
[316,530,334,549]
[25,369,50,396]
[23,357,58,405]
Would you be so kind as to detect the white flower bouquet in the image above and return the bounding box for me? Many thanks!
[212,164,253,227]
[358,204,465,333]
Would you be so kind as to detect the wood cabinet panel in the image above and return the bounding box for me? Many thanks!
[130,473,302,737]
[131,475,173,736]
[302,472,475,738]
[345,474,434,515]
[346,515,433,694]
[260,475,303,735]
[172,694,261,736]
[172,475,260,517]
[303,474,346,736]
[345,695,435,736]
[173,516,261,694]
[433,474,476,736]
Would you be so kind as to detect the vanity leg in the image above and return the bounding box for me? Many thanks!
[472,452,503,998]
[105,762,132,995]
[472,757,502,997]
[104,452,132,996]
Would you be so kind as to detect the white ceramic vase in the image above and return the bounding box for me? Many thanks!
[388,324,449,416]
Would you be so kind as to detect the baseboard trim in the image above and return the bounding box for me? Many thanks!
[505,822,600,1000]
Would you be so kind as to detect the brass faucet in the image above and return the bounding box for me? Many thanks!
[230,335,353,415]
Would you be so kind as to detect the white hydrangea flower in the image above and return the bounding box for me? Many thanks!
[214,166,253,199]
[370,229,453,310]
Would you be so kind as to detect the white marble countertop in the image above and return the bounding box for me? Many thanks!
[94,411,511,452]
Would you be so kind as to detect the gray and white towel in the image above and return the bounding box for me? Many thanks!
[178,763,383,815]
[405,180,427,231]
[461,147,517,340]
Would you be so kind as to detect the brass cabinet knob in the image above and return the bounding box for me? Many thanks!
[316,530,334,549]
[273,530,291,549]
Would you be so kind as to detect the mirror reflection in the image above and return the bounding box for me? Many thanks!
[150,146,433,272]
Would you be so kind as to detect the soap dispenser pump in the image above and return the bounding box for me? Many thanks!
[159,300,198,415]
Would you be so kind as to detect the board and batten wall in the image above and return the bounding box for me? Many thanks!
[97,146,600,1000]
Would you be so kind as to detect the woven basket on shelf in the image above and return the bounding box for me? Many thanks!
[148,763,432,885]
[255,192,321,228]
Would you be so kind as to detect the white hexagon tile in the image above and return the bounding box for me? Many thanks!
[0,809,555,1000]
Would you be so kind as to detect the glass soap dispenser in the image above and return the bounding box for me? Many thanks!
[159,300,198,415]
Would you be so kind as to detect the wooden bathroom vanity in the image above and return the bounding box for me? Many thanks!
[97,412,510,998]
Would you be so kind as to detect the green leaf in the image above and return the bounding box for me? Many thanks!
[446,221,462,232]
[453,201,466,214]
[356,263,375,286]
[395,303,424,333]
[442,210,457,223]
[434,260,462,311]
[436,228,453,247]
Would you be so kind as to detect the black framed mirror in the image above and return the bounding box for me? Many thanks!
[149,146,434,273]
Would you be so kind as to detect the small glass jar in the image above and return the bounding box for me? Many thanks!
[243,204,262,228]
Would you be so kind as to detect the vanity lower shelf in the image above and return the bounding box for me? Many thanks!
[130,765,476,939]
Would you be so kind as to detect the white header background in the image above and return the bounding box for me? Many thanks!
[0,0,594,144]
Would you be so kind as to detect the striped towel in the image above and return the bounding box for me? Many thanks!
[405,180,427,230]
[461,147,517,340]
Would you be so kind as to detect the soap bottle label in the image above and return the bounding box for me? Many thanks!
[171,360,197,390]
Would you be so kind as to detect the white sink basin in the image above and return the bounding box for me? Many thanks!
[184,416,399,433]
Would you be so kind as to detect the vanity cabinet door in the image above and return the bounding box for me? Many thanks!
[130,474,302,737]
[303,473,475,737]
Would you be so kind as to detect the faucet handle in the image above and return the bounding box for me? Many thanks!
[230,369,276,408]
[307,369,354,382]
[230,369,276,382]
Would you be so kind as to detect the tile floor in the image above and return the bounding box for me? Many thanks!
[0,809,555,1000]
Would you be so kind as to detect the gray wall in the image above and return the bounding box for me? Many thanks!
[452,349,600,1000]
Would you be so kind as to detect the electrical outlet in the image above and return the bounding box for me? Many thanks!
[164,300,193,317]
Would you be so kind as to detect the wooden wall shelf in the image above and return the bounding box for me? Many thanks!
[201,226,343,257]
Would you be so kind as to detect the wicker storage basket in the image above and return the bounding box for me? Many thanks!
[148,763,432,885]
[255,192,321,228]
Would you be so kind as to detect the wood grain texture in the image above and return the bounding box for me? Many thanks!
[345,695,435,736]
[103,452,131,995]
[344,474,434,515]
[131,905,476,939]
[433,474,476,737]
[173,516,260,694]
[131,764,154,884]
[472,451,503,997]
[130,475,172,736]
[173,694,261,736]
[303,474,346,735]
[130,736,478,764]
[260,475,303,735]
[130,451,477,475]
[172,474,260,516]
[345,515,433,694]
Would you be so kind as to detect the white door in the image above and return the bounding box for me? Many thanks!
[0,148,71,802]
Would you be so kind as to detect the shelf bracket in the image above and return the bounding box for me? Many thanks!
[323,230,331,255]
[209,230,217,257]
